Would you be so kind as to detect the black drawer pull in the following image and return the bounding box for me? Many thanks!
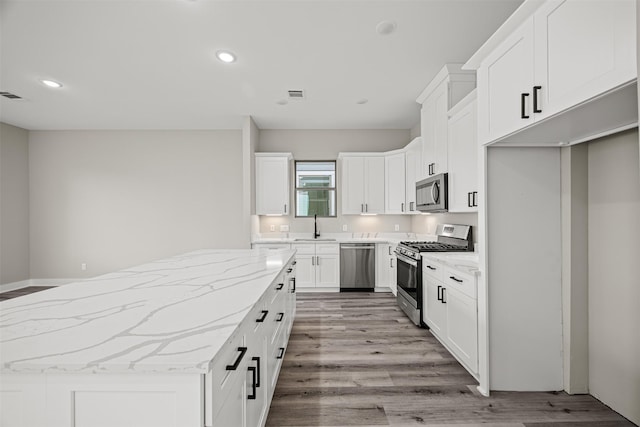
[286,268,293,273]
[292,261,297,266]
[533,85,542,113]
[426,265,436,271]
[276,283,284,290]
[277,347,285,359]
[247,366,257,400]
[252,356,261,387]
[468,192,473,207]
[276,312,284,322]
[521,93,530,119]
[449,276,463,283]
[437,285,442,302]
[441,288,447,304]
[256,310,269,322]
[291,278,296,293]
[226,347,247,370]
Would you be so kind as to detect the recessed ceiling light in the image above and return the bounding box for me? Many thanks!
[356,98,369,105]
[216,50,236,63]
[376,20,397,35]
[40,79,63,88]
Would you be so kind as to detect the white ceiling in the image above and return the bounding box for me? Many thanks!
[0,0,522,131]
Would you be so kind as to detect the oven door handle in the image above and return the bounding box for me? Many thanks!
[396,253,418,267]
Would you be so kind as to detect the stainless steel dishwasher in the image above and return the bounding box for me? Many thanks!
[340,243,376,291]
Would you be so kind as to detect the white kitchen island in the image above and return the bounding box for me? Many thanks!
[0,248,297,427]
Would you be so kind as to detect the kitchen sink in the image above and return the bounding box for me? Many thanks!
[294,238,336,242]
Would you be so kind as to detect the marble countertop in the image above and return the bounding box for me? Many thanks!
[0,249,295,375]
[421,252,480,275]
[252,232,436,245]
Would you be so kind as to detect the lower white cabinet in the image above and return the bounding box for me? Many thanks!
[209,260,297,427]
[376,243,397,294]
[292,243,339,290]
[422,256,478,377]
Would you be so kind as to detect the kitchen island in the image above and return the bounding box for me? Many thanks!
[0,248,296,427]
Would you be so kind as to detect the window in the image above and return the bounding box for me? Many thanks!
[295,161,336,217]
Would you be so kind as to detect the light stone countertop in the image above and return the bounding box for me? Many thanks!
[421,252,480,276]
[0,249,295,375]
[252,232,435,245]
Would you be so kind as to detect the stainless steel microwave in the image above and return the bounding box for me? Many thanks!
[416,173,448,213]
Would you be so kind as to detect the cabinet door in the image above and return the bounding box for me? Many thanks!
[445,287,478,375]
[213,379,245,427]
[432,82,450,175]
[364,157,385,213]
[420,101,436,178]
[447,98,478,213]
[341,157,365,214]
[315,254,340,289]
[405,146,421,213]
[477,17,535,144]
[534,0,636,120]
[423,279,447,337]
[385,152,406,214]
[256,156,290,215]
[293,255,315,289]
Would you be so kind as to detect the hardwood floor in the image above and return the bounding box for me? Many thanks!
[266,292,635,427]
[0,286,55,301]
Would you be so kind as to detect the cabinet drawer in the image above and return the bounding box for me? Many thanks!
[443,266,476,299]
[422,257,443,282]
[207,329,248,422]
[291,243,315,255]
[252,243,291,250]
[315,243,339,255]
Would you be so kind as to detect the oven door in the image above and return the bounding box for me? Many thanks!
[396,253,420,307]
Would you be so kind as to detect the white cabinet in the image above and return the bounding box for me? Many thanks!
[384,152,406,214]
[416,64,476,181]
[340,155,385,214]
[251,243,291,251]
[292,243,340,290]
[375,243,397,295]
[422,256,478,377]
[447,91,478,213]
[404,138,421,213]
[255,153,292,216]
[475,0,636,145]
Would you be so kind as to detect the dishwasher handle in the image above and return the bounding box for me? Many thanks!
[340,245,375,249]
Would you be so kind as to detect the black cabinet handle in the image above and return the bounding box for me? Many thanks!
[449,276,463,283]
[428,163,435,176]
[521,93,530,119]
[533,86,542,113]
[426,265,436,271]
[252,356,261,387]
[292,261,297,266]
[247,366,257,400]
[276,283,284,290]
[286,268,293,273]
[276,312,284,322]
[437,285,442,302]
[291,277,296,293]
[277,347,285,359]
[441,288,447,304]
[226,347,247,370]
[468,192,473,208]
[410,201,414,211]
[256,310,269,322]
[473,191,478,207]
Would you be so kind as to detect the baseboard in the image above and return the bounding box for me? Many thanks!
[0,278,76,293]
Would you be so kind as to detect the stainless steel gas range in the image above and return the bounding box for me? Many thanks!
[395,224,473,326]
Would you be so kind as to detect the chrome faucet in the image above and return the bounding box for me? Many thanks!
[314,214,321,239]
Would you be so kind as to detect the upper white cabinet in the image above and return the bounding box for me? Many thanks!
[469,0,637,145]
[384,152,406,214]
[255,153,292,216]
[404,138,422,214]
[340,155,385,214]
[447,91,478,213]
[416,64,476,180]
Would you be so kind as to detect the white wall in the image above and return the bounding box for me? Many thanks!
[28,130,243,279]
[257,129,413,236]
[486,147,563,391]
[587,129,640,425]
[0,123,30,285]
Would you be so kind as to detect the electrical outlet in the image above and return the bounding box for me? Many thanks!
[270,225,275,232]
[342,224,348,231]
[81,263,87,271]
[394,224,399,231]
[280,225,289,232]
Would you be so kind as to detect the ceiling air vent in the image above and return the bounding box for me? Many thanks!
[0,91,22,100]
[287,90,305,100]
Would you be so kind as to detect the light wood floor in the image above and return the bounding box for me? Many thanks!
[266,292,635,427]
